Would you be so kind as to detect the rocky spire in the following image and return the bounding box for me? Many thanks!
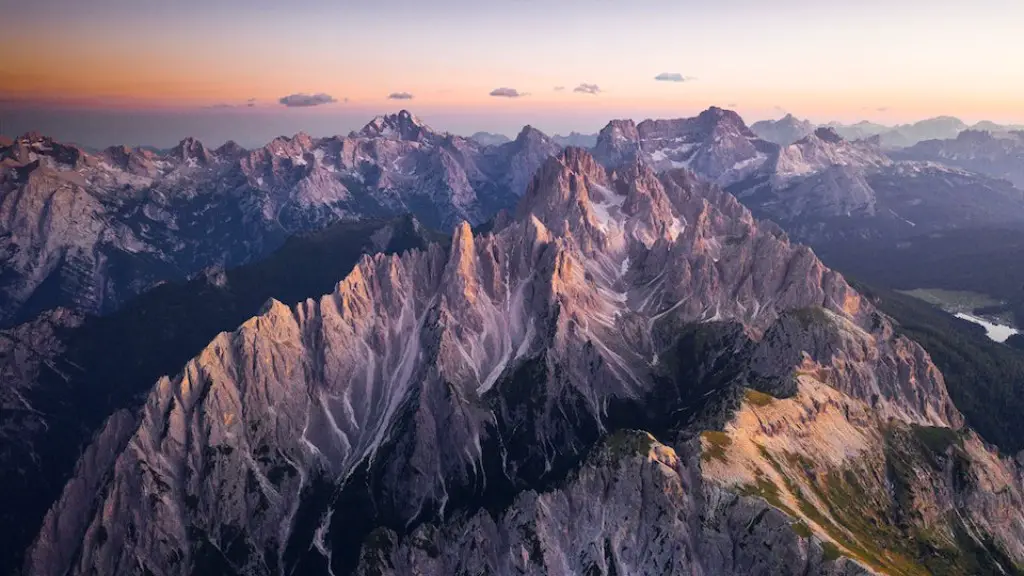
[513,125,550,146]
[516,148,606,237]
[812,126,844,143]
[170,137,212,165]
[593,119,641,168]
[213,140,246,160]
[442,221,482,306]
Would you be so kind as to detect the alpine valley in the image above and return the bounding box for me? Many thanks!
[3,107,1024,576]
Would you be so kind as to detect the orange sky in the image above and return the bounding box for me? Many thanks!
[3,0,1023,127]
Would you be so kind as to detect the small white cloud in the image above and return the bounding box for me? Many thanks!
[207,99,258,109]
[490,87,528,98]
[279,93,338,107]
[573,83,601,95]
[654,72,687,82]
[388,92,414,100]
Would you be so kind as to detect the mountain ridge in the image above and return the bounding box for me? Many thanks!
[0,113,559,325]
[893,129,1024,189]
[752,114,1024,149]
[0,216,440,574]
[589,108,1024,247]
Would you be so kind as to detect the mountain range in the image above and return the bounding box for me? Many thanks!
[592,107,778,186]
[4,106,1024,576]
[6,106,1023,331]
[593,111,1024,247]
[20,146,1024,576]
[0,111,558,326]
[752,114,1024,148]
[471,131,599,149]
[893,129,1024,189]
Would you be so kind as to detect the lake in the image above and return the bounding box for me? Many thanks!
[954,312,1020,343]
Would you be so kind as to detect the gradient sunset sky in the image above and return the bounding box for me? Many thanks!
[3,0,1023,147]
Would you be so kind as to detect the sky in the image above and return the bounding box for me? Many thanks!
[2,0,1023,148]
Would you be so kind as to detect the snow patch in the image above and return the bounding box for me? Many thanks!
[887,208,916,227]
[588,183,625,231]
[730,154,766,174]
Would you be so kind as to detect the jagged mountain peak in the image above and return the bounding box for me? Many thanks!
[696,105,747,127]
[684,106,759,141]
[777,113,813,127]
[519,148,609,217]
[269,131,314,145]
[602,118,639,133]
[519,148,686,258]
[811,126,844,143]
[2,133,87,168]
[214,140,247,159]
[99,144,146,171]
[259,132,315,159]
[595,119,640,148]
[519,149,594,222]
[513,124,550,145]
[359,109,432,141]
[170,136,211,165]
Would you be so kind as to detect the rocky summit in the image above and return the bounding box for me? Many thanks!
[593,107,778,186]
[0,114,559,325]
[21,147,1024,576]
